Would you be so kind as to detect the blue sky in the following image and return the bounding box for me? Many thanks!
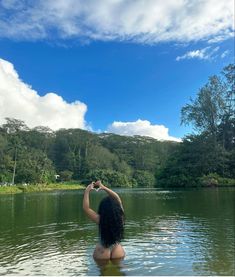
[0,0,234,141]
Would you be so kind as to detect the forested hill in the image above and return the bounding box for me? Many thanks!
[0,121,178,187]
[0,63,234,188]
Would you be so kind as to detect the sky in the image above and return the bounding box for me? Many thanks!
[0,0,234,141]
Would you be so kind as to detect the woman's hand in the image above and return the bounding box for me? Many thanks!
[86,182,95,192]
[94,180,105,191]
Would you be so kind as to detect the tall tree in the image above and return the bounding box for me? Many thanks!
[181,75,226,136]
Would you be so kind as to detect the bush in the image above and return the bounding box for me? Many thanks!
[86,169,134,187]
[58,170,73,181]
[133,170,156,187]
[157,172,199,187]
[199,173,235,187]
[199,173,219,187]
[0,172,12,183]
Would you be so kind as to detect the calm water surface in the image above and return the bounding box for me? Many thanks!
[0,188,234,276]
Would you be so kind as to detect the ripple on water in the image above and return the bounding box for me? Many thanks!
[0,221,93,275]
[1,189,234,276]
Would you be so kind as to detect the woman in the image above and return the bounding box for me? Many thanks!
[83,180,125,260]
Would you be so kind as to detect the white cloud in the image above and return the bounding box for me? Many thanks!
[0,58,88,130]
[107,119,181,142]
[176,46,220,61]
[207,31,234,44]
[0,0,233,44]
[221,50,230,58]
[0,58,181,140]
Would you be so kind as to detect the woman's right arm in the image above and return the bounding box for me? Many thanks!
[83,183,99,224]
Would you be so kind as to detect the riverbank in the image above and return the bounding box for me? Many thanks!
[1,176,234,195]
[0,183,85,194]
[157,175,235,188]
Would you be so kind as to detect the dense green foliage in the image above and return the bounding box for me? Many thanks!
[0,119,177,187]
[157,64,235,187]
[0,64,234,188]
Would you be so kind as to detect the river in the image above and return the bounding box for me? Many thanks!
[0,188,234,276]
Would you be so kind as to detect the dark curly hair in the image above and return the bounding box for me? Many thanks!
[98,196,124,248]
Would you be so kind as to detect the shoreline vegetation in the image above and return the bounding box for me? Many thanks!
[0,175,234,195]
[0,183,85,194]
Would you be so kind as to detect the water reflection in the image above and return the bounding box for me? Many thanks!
[0,188,234,275]
[94,258,126,276]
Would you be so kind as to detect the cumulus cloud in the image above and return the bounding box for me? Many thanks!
[107,119,181,142]
[176,46,220,61]
[0,0,233,44]
[0,58,88,130]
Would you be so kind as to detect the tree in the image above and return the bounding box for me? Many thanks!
[133,170,156,187]
[218,64,235,151]
[86,169,134,187]
[2,118,29,133]
[181,64,234,146]
[15,149,55,184]
[58,170,73,182]
[181,75,226,136]
[0,134,13,183]
[157,64,235,187]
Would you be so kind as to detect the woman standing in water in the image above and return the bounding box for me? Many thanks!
[83,180,125,260]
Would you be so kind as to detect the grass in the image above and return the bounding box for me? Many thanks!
[0,186,22,194]
[0,183,85,194]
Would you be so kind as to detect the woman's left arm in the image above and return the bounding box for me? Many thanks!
[83,183,99,224]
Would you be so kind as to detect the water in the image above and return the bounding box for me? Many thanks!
[0,188,234,276]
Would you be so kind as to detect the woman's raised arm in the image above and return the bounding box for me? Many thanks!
[83,183,99,224]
